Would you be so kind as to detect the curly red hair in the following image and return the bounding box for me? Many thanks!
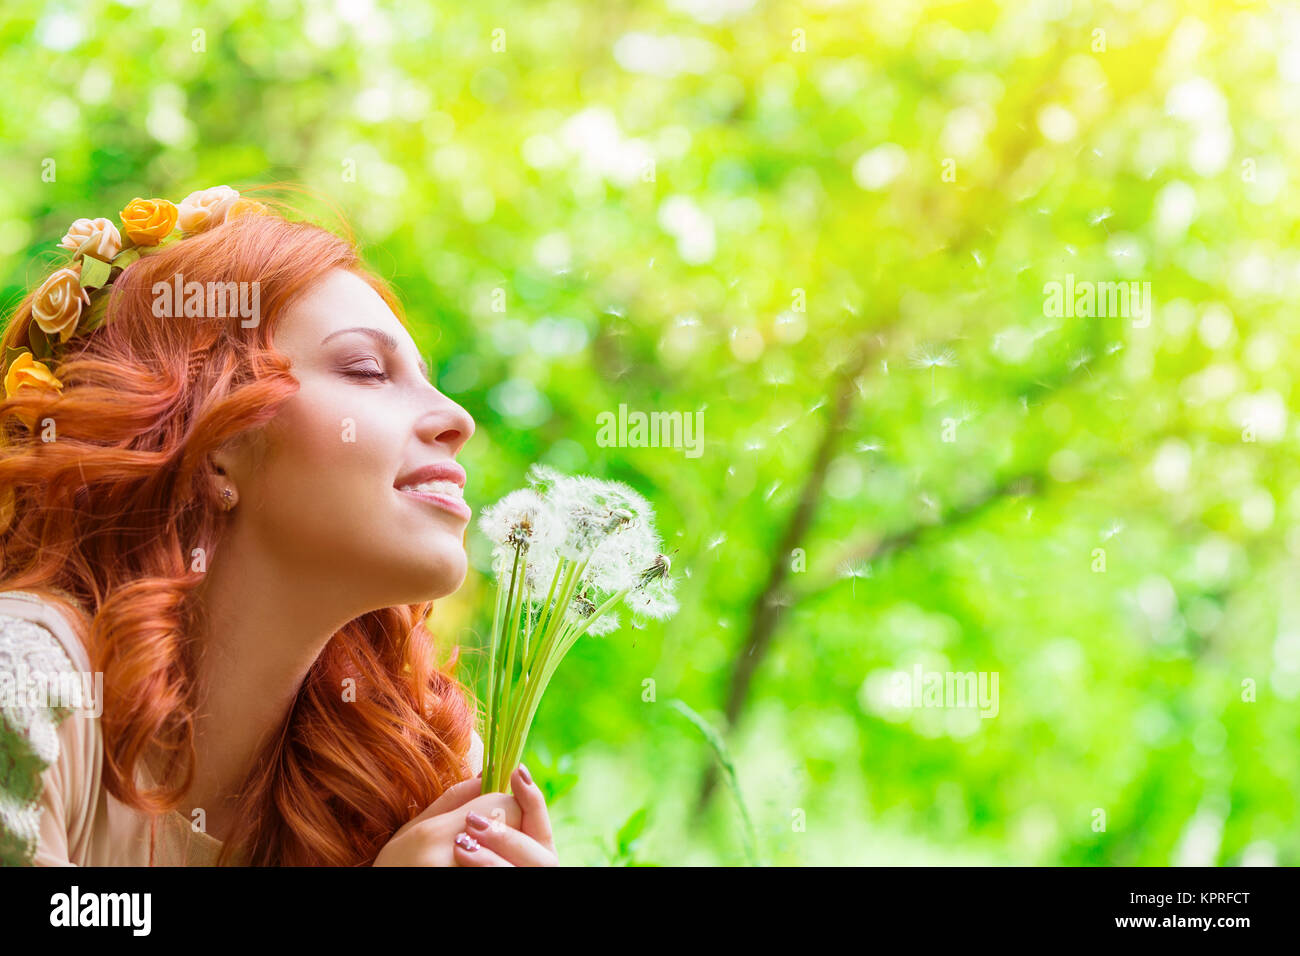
[0,192,477,865]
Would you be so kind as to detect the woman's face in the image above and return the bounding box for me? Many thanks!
[222,268,476,610]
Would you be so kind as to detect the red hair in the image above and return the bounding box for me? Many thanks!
[0,193,477,865]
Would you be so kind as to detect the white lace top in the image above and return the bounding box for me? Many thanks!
[0,589,231,865]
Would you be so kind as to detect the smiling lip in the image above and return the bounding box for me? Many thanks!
[394,462,471,522]
[397,486,472,522]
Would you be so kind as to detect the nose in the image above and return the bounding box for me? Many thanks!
[415,389,475,456]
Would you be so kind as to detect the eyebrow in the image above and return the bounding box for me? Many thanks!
[321,326,429,380]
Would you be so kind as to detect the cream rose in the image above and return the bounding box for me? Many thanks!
[177,185,241,234]
[32,267,91,343]
[58,217,122,260]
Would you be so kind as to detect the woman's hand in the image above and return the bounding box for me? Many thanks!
[452,765,559,867]
[372,765,557,866]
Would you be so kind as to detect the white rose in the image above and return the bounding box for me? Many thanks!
[177,185,241,234]
[58,217,122,260]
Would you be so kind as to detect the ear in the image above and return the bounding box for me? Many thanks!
[209,445,238,480]
[208,435,256,486]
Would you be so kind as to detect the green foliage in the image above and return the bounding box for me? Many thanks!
[2,0,1295,865]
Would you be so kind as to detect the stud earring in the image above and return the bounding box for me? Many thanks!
[221,487,235,510]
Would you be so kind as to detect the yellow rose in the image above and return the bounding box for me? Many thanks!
[31,267,90,343]
[225,197,268,222]
[3,351,63,429]
[177,185,240,234]
[119,197,179,246]
[59,217,122,260]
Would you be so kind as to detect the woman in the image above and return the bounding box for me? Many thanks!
[0,185,557,866]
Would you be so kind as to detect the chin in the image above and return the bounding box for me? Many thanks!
[391,548,468,603]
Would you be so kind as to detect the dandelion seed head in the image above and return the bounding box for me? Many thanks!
[585,612,621,636]
[625,579,678,620]
[478,488,557,553]
[589,518,660,592]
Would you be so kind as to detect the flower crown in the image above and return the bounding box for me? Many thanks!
[2,185,267,428]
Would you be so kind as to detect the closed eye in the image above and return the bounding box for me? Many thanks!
[341,364,389,381]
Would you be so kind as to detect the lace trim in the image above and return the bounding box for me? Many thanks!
[0,613,79,866]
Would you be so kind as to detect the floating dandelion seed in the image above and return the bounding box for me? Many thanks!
[707,532,727,551]
[855,440,883,453]
[764,481,782,501]
[909,345,958,399]
[909,346,958,369]
[767,591,795,610]
[1090,208,1114,232]
[1101,520,1125,541]
[839,559,871,597]
[972,250,984,267]
[882,358,889,375]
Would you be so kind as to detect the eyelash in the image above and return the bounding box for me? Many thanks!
[342,367,389,382]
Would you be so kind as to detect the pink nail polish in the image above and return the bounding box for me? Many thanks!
[455,832,478,852]
[465,811,489,831]
[518,764,533,786]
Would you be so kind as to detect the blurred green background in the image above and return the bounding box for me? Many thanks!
[3,0,1297,865]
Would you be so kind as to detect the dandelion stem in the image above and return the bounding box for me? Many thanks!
[528,557,570,671]
[497,584,631,789]
[487,543,527,791]
[483,554,509,782]
[496,549,529,790]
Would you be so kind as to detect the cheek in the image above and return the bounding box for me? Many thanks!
[259,386,400,509]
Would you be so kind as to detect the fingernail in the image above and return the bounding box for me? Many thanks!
[518,764,533,786]
[455,832,479,852]
[465,811,489,831]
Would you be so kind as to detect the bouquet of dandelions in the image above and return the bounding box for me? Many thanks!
[477,466,678,794]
